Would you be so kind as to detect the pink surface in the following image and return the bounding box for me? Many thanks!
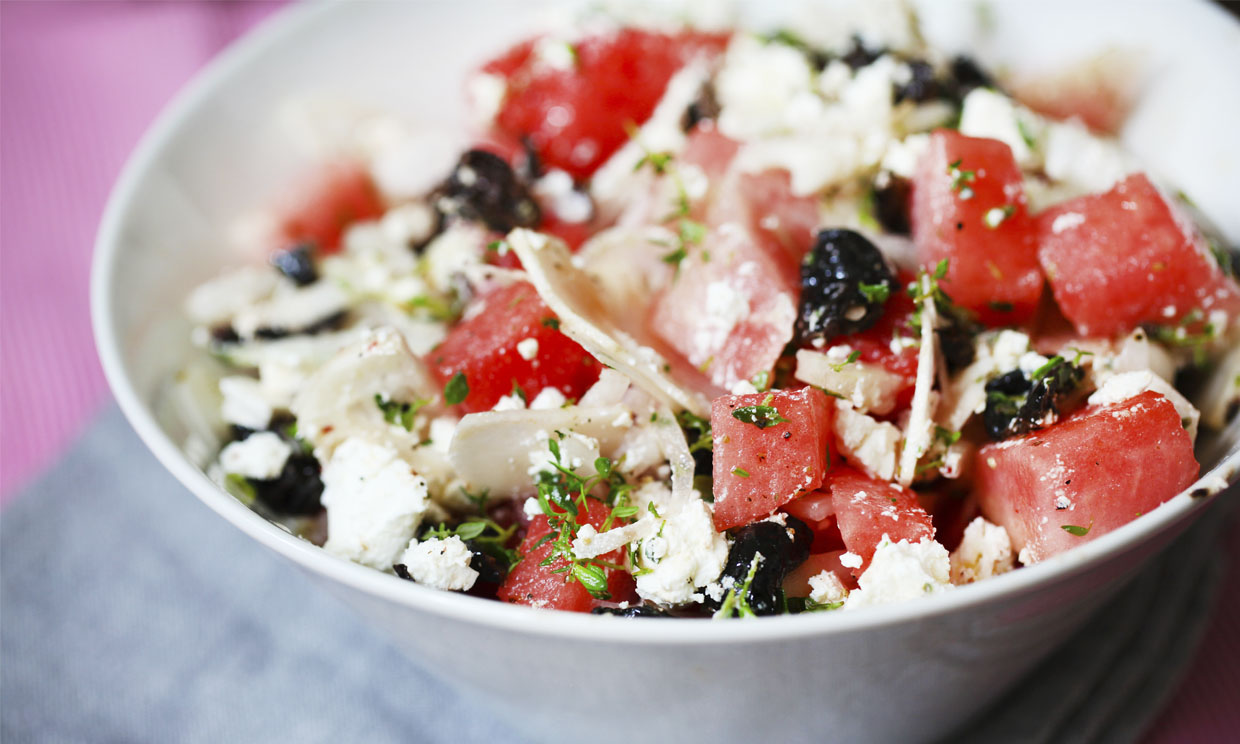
[0,0,283,499]
[0,2,1234,742]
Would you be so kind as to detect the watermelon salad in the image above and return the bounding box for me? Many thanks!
[181,3,1240,618]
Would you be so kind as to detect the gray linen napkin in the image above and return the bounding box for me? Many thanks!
[1,404,1231,743]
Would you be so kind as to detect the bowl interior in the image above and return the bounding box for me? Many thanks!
[93,0,1240,642]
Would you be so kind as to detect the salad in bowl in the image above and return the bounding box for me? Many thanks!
[175,0,1240,621]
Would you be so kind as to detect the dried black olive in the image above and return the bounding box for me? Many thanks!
[252,452,325,515]
[894,60,942,104]
[705,516,812,616]
[795,229,896,347]
[435,149,540,233]
[982,361,1083,441]
[944,55,994,103]
[682,81,721,132]
[840,35,882,70]
[464,541,507,585]
[872,174,912,235]
[270,243,318,286]
[210,325,241,344]
[591,605,671,618]
[253,309,349,341]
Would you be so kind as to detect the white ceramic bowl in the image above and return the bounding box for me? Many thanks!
[92,2,1240,742]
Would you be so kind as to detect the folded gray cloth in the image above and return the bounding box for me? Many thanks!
[1,404,1231,743]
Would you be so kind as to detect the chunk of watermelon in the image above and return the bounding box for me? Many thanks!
[974,390,1198,563]
[482,29,730,181]
[278,161,385,254]
[650,224,798,390]
[426,281,600,413]
[1035,172,1240,338]
[783,490,845,553]
[498,499,637,612]
[782,551,857,599]
[711,387,835,531]
[911,130,1043,325]
[829,467,935,575]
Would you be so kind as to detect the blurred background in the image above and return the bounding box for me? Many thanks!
[1,2,1237,742]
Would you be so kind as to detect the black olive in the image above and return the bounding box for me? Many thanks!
[270,243,318,286]
[463,541,507,584]
[682,81,721,132]
[591,605,671,618]
[434,149,541,233]
[795,229,896,347]
[872,174,912,235]
[210,325,241,344]
[705,516,812,616]
[894,60,942,104]
[840,35,882,70]
[945,55,994,103]
[253,309,349,341]
[251,452,325,515]
[393,564,413,581]
[937,320,977,373]
[982,362,1084,441]
[519,136,543,182]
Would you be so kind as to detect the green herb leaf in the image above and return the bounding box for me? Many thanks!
[374,394,430,432]
[750,370,772,392]
[732,467,750,478]
[444,372,469,405]
[1061,524,1090,537]
[1031,355,1064,380]
[541,316,561,330]
[678,218,706,246]
[858,281,890,304]
[731,405,789,429]
[829,350,861,373]
[983,204,1015,229]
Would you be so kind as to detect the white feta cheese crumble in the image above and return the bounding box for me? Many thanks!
[632,499,729,606]
[466,72,506,127]
[959,88,1039,168]
[321,438,430,570]
[219,376,273,430]
[516,337,540,361]
[219,431,292,481]
[1051,211,1086,235]
[529,387,568,410]
[523,496,543,520]
[845,536,951,608]
[572,520,656,560]
[949,517,1015,585]
[397,535,479,591]
[832,401,902,481]
[490,393,526,412]
[1088,370,1200,441]
[838,552,863,570]
[808,570,849,605]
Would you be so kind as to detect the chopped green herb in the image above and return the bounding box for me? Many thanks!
[750,370,772,392]
[732,467,750,478]
[676,410,713,454]
[731,404,789,429]
[1016,118,1037,149]
[858,281,891,304]
[374,393,430,431]
[407,294,456,322]
[224,473,256,506]
[633,150,674,174]
[829,350,861,373]
[541,316,561,330]
[678,218,706,246]
[486,240,506,253]
[661,246,688,271]
[1061,524,1091,537]
[444,372,470,405]
[947,158,977,199]
[714,554,763,619]
[1031,355,1064,380]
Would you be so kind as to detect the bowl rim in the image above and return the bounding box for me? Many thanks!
[91,0,1240,645]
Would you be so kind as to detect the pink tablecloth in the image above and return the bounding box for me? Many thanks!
[0,2,1235,742]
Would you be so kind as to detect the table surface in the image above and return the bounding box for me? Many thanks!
[1,2,1236,741]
